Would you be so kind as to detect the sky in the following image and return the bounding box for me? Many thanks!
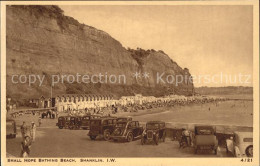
[60,5,253,87]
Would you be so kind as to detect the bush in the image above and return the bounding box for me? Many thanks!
[128,48,150,66]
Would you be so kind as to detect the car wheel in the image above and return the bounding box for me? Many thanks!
[246,145,253,157]
[104,130,111,141]
[214,149,218,155]
[162,131,166,142]
[90,136,96,140]
[59,126,63,129]
[127,132,133,142]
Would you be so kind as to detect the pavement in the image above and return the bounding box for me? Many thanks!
[6,100,251,157]
[7,127,232,158]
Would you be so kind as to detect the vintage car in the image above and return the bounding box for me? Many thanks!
[68,116,82,130]
[80,115,101,130]
[88,118,117,140]
[226,131,253,157]
[111,121,143,142]
[194,125,218,154]
[56,116,70,129]
[141,121,166,145]
[80,116,91,130]
[6,119,17,138]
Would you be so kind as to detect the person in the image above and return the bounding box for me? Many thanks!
[51,111,55,119]
[20,122,27,141]
[30,122,37,142]
[38,117,42,127]
[48,109,52,118]
[181,128,191,148]
[20,136,32,157]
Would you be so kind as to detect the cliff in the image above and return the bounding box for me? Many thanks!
[6,5,194,104]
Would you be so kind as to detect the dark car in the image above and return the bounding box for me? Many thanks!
[80,116,91,130]
[68,116,82,130]
[80,115,102,130]
[88,118,117,140]
[141,121,166,145]
[111,121,143,142]
[56,116,70,129]
[6,119,17,138]
[194,125,218,154]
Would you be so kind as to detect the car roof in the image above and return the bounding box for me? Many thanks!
[117,121,128,123]
[234,131,253,137]
[91,118,116,121]
[195,125,214,128]
[147,121,165,124]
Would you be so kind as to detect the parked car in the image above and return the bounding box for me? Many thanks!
[68,116,82,130]
[194,125,218,154]
[56,116,70,129]
[226,131,253,157]
[141,121,166,145]
[111,121,143,142]
[6,119,17,138]
[80,116,91,130]
[80,115,101,130]
[216,131,234,147]
[88,118,117,140]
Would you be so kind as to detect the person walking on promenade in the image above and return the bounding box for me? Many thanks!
[30,122,37,142]
[20,122,26,141]
[20,136,32,157]
[38,117,42,127]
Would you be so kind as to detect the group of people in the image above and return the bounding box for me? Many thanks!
[112,98,224,113]
[41,109,58,119]
[180,129,193,148]
[66,105,118,117]
[20,121,37,157]
[62,96,225,117]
